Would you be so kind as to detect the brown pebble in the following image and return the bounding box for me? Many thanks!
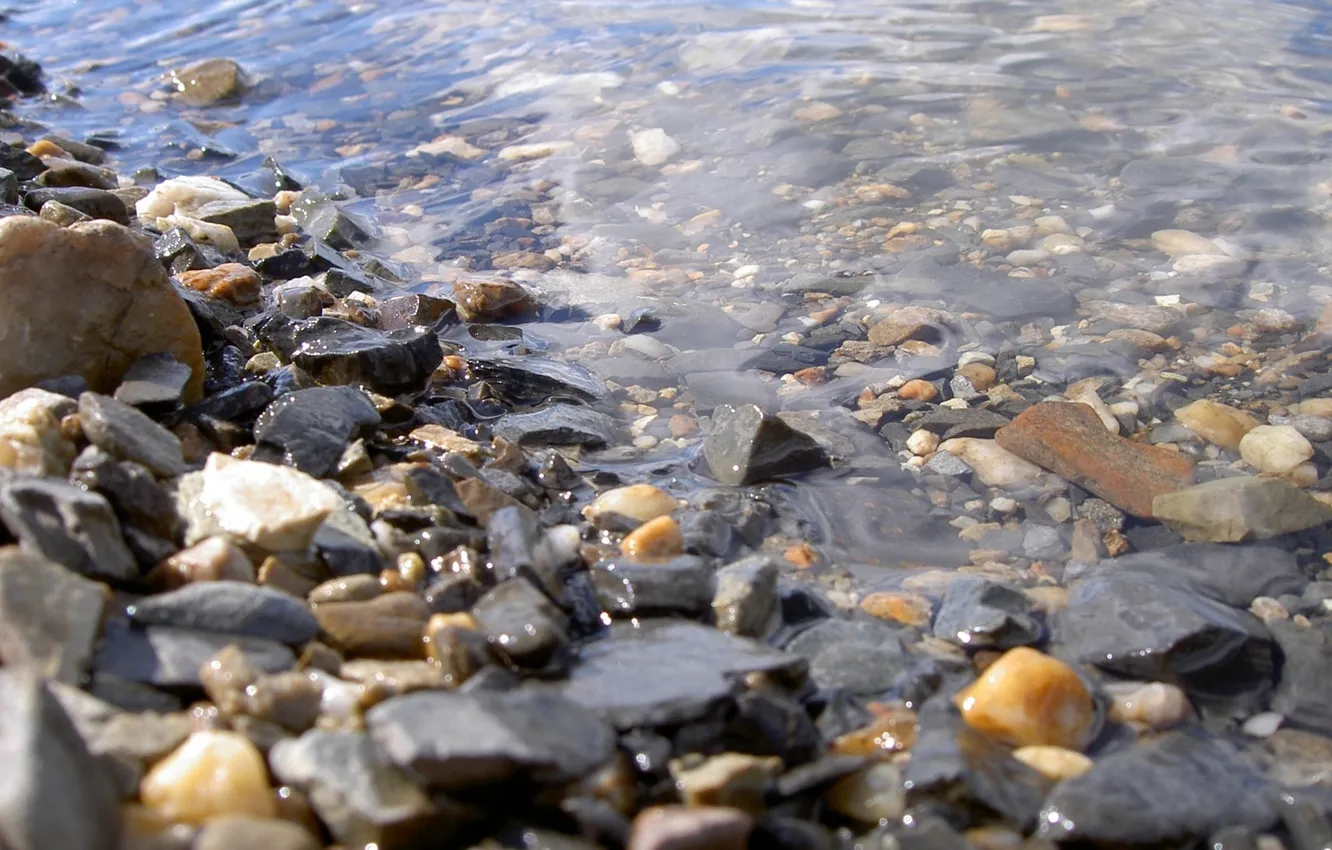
[26,139,68,158]
[859,591,932,627]
[898,379,938,401]
[957,363,996,391]
[628,805,753,850]
[831,703,918,756]
[176,263,263,306]
[953,646,1094,750]
[669,414,698,437]
[157,536,255,589]
[621,515,684,560]
[313,591,431,658]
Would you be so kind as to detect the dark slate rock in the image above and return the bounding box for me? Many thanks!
[1099,542,1305,608]
[126,581,319,645]
[0,672,120,850]
[313,523,385,578]
[681,510,734,558]
[378,293,455,331]
[592,556,715,617]
[0,476,137,582]
[190,381,275,422]
[943,269,1074,320]
[485,505,555,594]
[365,689,616,789]
[469,357,609,406]
[1269,619,1332,736]
[912,407,1012,440]
[471,579,568,666]
[77,392,184,478]
[21,186,128,224]
[554,619,806,728]
[0,549,105,685]
[113,353,193,409]
[1039,730,1277,843]
[1053,571,1274,714]
[253,386,381,478]
[906,698,1052,830]
[784,619,909,697]
[69,448,181,542]
[586,356,672,388]
[402,466,469,517]
[0,143,44,180]
[741,344,829,374]
[93,622,294,687]
[291,194,378,250]
[281,318,444,395]
[931,577,1043,649]
[155,227,230,274]
[703,403,829,486]
[664,348,755,377]
[268,729,446,847]
[491,404,619,448]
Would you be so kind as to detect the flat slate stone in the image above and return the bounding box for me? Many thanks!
[113,353,194,409]
[703,404,828,486]
[785,619,909,696]
[471,579,568,666]
[1100,542,1305,608]
[365,689,616,789]
[491,404,619,448]
[93,621,295,687]
[469,357,609,406]
[553,619,806,728]
[126,580,318,645]
[931,577,1042,650]
[77,392,185,478]
[253,386,381,478]
[0,476,137,582]
[1269,619,1332,736]
[0,548,105,685]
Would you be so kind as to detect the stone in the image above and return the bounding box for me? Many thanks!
[0,388,78,476]
[996,401,1194,518]
[673,752,782,812]
[290,194,377,250]
[704,404,828,486]
[1152,476,1332,542]
[269,317,443,395]
[1011,745,1092,780]
[583,484,678,525]
[1083,300,1182,334]
[555,619,805,728]
[193,816,320,850]
[140,730,275,824]
[631,128,681,166]
[0,476,137,582]
[175,263,262,306]
[38,199,89,226]
[491,404,619,448]
[621,515,685,560]
[168,58,248,106]
[1239,425,1313,475]
[868,306,954,347]
[1175,399,1260,450]
[93,622,294,687]
[1102,542,1304,608]
[195,199,278,246]
[899,379,938,402]
[1151,229,1225,257]
[253,386,381,478]
[825,763,906,824]
[953,647,1094,750]
[188,453,344,552]
[491,250,555,271]
[77,392,184,478]
[935,438,1064,496]
[0,217,204,402]
[1105,681,1193,729]
[314,592,430,658]
[1268,620,1332,736]
[860,591,933,627]
[127,581,318,645]
[114,354,194,409]
[932,577,1042,650]
[914,407,1011,440]
[1039,731,1276,843]
[366,689,616,788]
[785,619,907,696]
[628,806,753,850]
[0,672,120,850]
[0,548,105,684]
[469,357,609,406]
[594,556,714,617]
[23,187,128,224]
[450,279,533,322]
[711,555,778,637]
[471,579,567,665]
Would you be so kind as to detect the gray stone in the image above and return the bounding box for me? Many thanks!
[592,556,715,618]
[704,403,828,486]
[92,622,295,687]
[932,577,1043,649]
[36,159,118,191]
[194,815,320,850]
[555,619,806,728]
[20,187,128,224]
[1269,620,1332,736]
[1021,524,1065,559]
[268,729,447,848]
[287,319,443,395]
[469,357,610,406]
[127,581,318,645]
[1271,413,1332,444]
[785,619,907,696]
[923,450,973,476]
[712,554,778,637]
[1101,542,1305,608]
[365,689,616,789]
[1039,731,1276,843]
[0,476,137,582]
[471,579,568,666]
[0,672,120,850]
[39,200,90,226]
[113,353,193,409]
[77,392,184,478]
[195,198,278,246]
[491,404,619,448]
[291,194,378,250]
[1082,300,1182,334]
[69,447,181,542]
[253,386,381,478]
[913,407,1012,440]
[0,548,105,685]
[1153,476,1332,542]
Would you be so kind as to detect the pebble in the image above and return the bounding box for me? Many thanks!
[1238,425,1313,476]
[673,752,781,812]
[1153,476,1332,541]
[825,763,906,824]
[187,453,343,552]
[859,591,933,626]
[621,515,685,560]
[936,438,1064,496]
[139,730,276,824]
[0,387,78,476]
[159,536,255,587]
[907,429,940,456]
[631,128,681,166]
[1175,399,1259,450]
[168,58,248,105]
[899,379,938,401]
[1151,229,1225,257]
[176,263,262,306]
[193,816,320,850]
[711,554,778,637]
[1011,745,1093,780]
[1105,681,1193,729]
[953,646,1095,750]
[584,484,680,526]
[77,392,184,478]
[867,305,952,346]
[628,805,753,850]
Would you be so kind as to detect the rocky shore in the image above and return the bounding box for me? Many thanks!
[3,37,1332,850]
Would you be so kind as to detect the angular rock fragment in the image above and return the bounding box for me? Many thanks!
[931,577,1042,649]
[491,404,619,448]
[0,547,105,684]
[93,621,295,687]
[1152,476,1332,542]
[0,476,137,582]
[127,581,318,645]
[183,453,343,552]
[253,386,381,478]
[77,392,185,478]
[704,404,828,486]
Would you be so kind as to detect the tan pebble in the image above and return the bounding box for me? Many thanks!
[953,646,1094,750]
[669,414,698,437]
[140,730,276,824]
[1106,681,1192,729]
[1250,596,1290,623]
[175,263,262,306]
[825,763,906,824]
[899,379,938,401]
[584,483,679,525]
[308,574,381,605]
[1175,399,1259,451]
[157,536,255,589]
[963,826,1024,850]
[957,363,996,391]
[1288,461,1320,488]
[1011,745,1093,780]
[831,703,918,756]
[627,805,753,850]
[906,429,939,456]
[621,515,684,560]
[859,591,932,626]
[783,542,817,569]
[1240,425,1313,475]
[672,753,782,813]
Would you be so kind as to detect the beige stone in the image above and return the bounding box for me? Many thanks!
[0,388,78,476]
[583,484,679,525]
[0,217,204,402]
[1175,399,1260,451]
[1240,425,1314,475]
[621,515,684,560]
[825,763,906,823]
[1012,745,1093,780]
[140,731,275,824]
[1151,229,1225,258]
[194,454,342,551]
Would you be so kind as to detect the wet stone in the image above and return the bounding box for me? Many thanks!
[193,816,319,850]
[0,475,137,582]
[471,578,568,666]
[931,577,1042,649]
[785,619,908,697]
[195,198,278,246]
[0,145,44,181]
[93,621,295,687]
[254,386,381,478]
[114,354,193,410]
[1152,476,1332,542]
[39,199,89,226]
[21,187,128,224]
[469,357,610,405]
[555,619,806,728]
[280,318,444,396]
[169,57,249,106]
[1268,619,1332,736]
[291,194,377,250]
[77,392,184,478]
[366,688,616,788]
[140,729,274,824]
[0,547,106,684]
[1039,731,1277,844]
[314,592,430,658]
[1104,542,1305,608]
[491,404,619,448]
[953,647,1094,749]
[704,404,829,486]
[628,805,753,850]
[176,263,262,307]
[594,555,715,617]
[712,554,779,638]
[127,581,318,645]
[36,158,117,191]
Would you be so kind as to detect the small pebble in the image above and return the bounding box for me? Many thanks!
[139,730,276,824]
[1105,681,1192,729]
[621,515,684,560]
[953,646,1094,750]
[906,429,939,456]
[1011,745,1093,780]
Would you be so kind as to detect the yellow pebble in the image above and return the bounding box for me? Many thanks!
[1012,745,1094,780]
[952,646,1094,750]
[620,515,684,560]
[140,731,276,824]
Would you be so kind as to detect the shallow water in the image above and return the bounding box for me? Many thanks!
[10,0,1332,573]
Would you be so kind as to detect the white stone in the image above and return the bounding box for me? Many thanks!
[1034,215,1072,236]
[136,175,250,219]
[1242,712,1283,738]
[1042,233,1084,255]
[154,215,240,254]
[496,141,573,162]
[1068,391,1118,434]
[906,430,939,457]
[0,388,77,476]
[630,128,681,167]
[196,453,343,551]
[1006,248,1050,266]
[1151,229,1224,258]
[938,438,1066,496]
[1239,425,1314,476]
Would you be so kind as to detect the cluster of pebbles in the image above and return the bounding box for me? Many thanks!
[6,41,1332,850]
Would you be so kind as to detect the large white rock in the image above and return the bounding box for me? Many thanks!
[630,128,681,167]
[136,175,250,219]
[191,454,343,552]
[1239,425,1313,476]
